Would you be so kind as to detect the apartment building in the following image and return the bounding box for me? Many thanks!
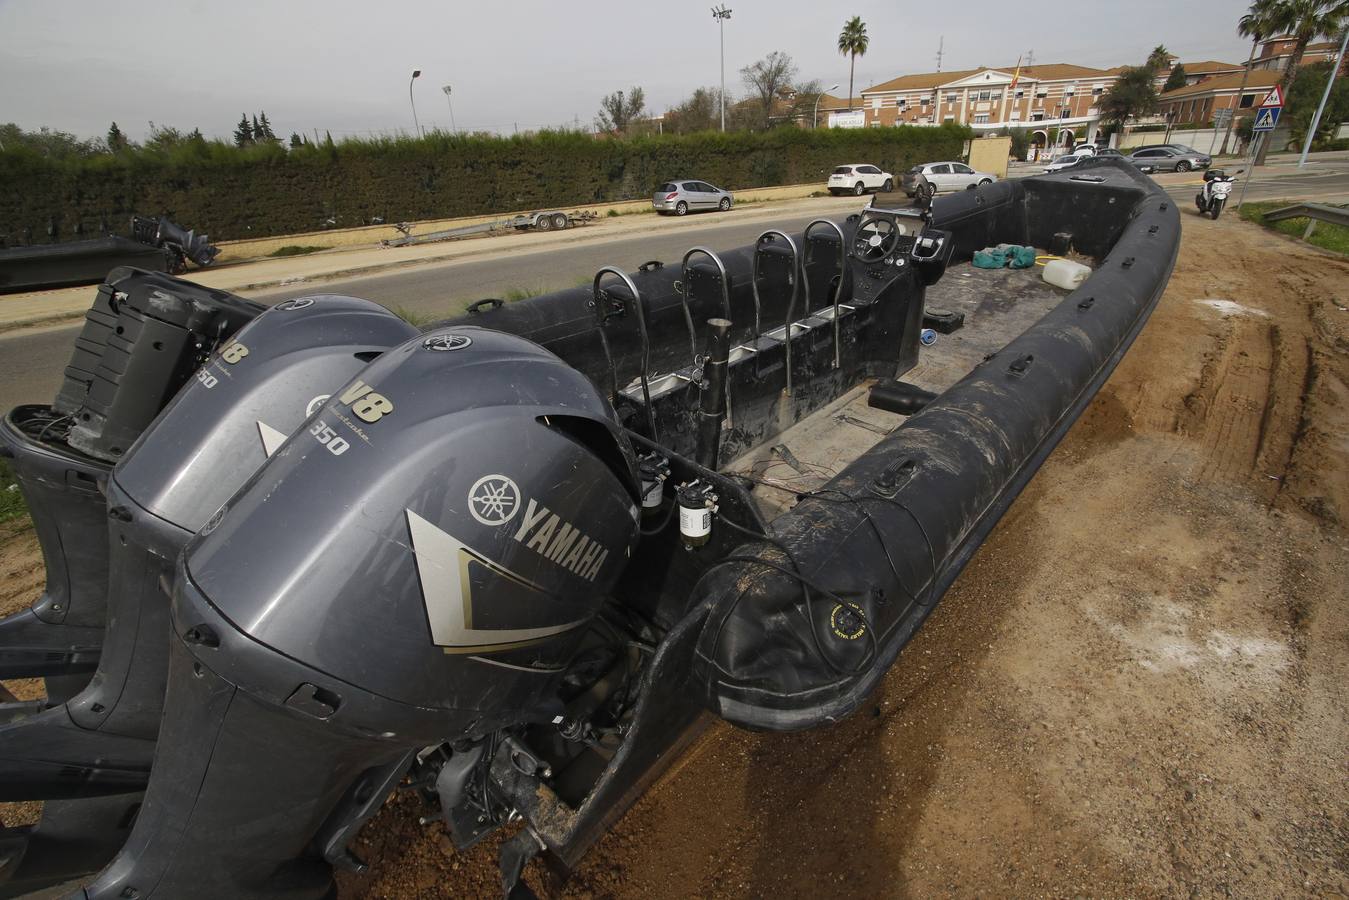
[1156,70,1283,125]
[858,63,1116,145]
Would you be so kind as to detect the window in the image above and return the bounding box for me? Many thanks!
[930,164,952,175]
[858,165,881,174]
[898,99,907,107]
[1092,85,1104,95]
[978,90,991,101]
[974,114,990,124]
[1015,89,1025,98]
[1010,111,1021,120]
[990,91,1002,101]
[944,115,955,122]
[659,183,678,193]
[1064,85,1076,95]
[832,167,853,175]
[953,164,974,174]
[1239,93,1256,108]
[1134,149,1164,158]
[945,93,958,103]
[1031,113,1044,121]
[1036,89,1048,98]
[1059,108,1071,119]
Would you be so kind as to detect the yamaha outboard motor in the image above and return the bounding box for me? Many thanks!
[0,269,261,688]
[0,296,416,895]
[81,326,639,899]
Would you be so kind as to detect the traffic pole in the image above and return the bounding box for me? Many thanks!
[1235,132,1262,212]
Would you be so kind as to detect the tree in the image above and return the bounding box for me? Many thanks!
[258,111,276,141]
[1098,48,1165,129]
[1237,0,1348,161]
[251,114,262,141]
[1146,45,1173,74]
[664,87,725,134]
[789,79,826,126]
[595,87,647,133]
[106,122,129,152]
[1285,60,1349,146]
[837,16,870,112]
[741,51,798,128]
[234,114,254,147]
[289,132,304,148]
[0,123,102,159]
[1164,65,1188,92]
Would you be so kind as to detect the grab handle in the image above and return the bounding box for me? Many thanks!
[753,230,801,396]
[803,219,847,370]
[592,267,658,440]
[681,246,735,425]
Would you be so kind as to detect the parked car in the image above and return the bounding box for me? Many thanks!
[827,164,894,196]
[651,180,734,216]
[1125,146,1212,173]
[1043,154,1084,173]
[901,161,997,199]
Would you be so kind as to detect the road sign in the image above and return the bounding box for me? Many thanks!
[1252,106,1281,132]
[1258,85,1285,109]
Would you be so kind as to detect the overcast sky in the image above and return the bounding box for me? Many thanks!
[0,0,1259,142]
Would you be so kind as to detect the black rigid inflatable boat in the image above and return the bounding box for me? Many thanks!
[0,159,1177,897]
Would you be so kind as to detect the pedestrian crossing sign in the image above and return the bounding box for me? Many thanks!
[1252,106,1281,132]
[1258,86,1285,108]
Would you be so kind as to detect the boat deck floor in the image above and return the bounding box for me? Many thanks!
[726,260,1071,520]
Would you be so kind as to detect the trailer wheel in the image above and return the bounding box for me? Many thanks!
[551,213,569,230]
[535,215,553,231]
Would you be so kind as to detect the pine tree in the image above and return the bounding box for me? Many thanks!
[251,114,262,140]
[106,122,128,152]
[259,111,276,140]
[290,132,303,148]
[234,114,254,147]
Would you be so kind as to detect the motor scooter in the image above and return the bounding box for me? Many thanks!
[1196,168,1242,219]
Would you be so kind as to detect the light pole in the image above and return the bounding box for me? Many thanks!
[712,5,731,131]
[442,84,457,134]
[814,82,841,129]
[409,69,422,137]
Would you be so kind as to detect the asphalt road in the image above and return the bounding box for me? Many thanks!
[3,163,1346,411]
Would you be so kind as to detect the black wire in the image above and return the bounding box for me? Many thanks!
[708,514,880,678]
[638,496,677,535]
[799,489,925,608]
[804,489,939,608]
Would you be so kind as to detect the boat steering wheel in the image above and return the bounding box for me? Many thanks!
[853,216,899,263]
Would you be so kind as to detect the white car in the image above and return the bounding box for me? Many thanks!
[1043,154,1084,173]
[828,164,894,196]
[900,161,997,199]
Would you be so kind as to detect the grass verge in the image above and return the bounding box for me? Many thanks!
[1239,200,1349,256]
[0,459,28,523]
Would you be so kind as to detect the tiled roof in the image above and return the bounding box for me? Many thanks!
[1159,69,1280,99]
[863,62,1114,94]
[1173,60,1243,74]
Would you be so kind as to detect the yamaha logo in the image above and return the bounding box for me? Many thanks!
[276,297,316,311]
[468,474,521,526]
[423,334,473,352]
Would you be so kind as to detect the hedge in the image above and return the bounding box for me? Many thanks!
[0,125,971,242]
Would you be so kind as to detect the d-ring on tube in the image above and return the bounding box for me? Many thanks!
[592,267,658,440]
[752,230,801,396]
[804,219,847,371]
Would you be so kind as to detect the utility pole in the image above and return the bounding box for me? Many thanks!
[1026,48,1035,68]
[409,69,422,137]
[712,5,732,131]
[441,85,457,134]
[1298,27,1349,167]
[935,36,944,73]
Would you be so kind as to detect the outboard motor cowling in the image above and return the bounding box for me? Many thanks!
[84,326,640,898]
[0,296,417,895]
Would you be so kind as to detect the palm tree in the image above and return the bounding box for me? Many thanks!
[1146,44,1173,73]
[837,17,869,112]
[1218,3,1274,154]
[1237,1,1348,161]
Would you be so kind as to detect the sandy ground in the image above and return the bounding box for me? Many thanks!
[2,209,1346,897]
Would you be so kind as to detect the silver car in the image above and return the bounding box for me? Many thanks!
[652,180,734,216]
[1125,146,1212,173]
[901,161,997,199]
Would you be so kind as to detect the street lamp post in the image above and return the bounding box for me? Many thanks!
[442,84,457,135]
[409,69,422,137]
[712,5,731,131]
[814,82,841,129]
[1298,27,1349,168]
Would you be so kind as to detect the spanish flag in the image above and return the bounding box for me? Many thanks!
[1010,55,1022,90]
